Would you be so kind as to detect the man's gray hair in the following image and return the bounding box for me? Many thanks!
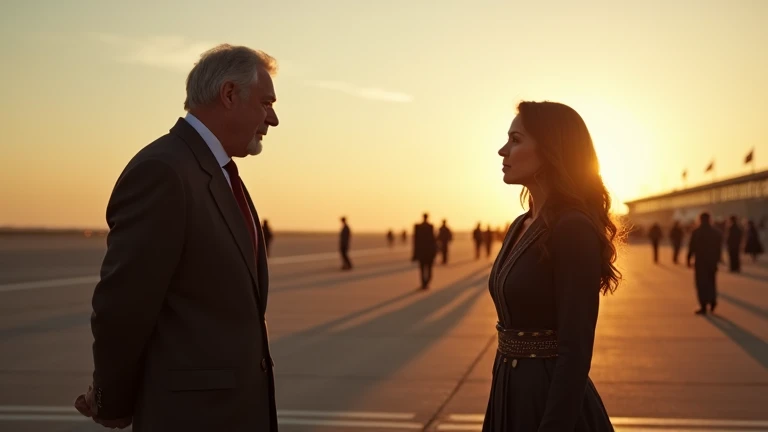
[184,44,277,110]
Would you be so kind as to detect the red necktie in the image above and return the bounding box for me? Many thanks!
[223,160,258,262]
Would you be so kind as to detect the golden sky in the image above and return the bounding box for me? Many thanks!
[1,0,767,232]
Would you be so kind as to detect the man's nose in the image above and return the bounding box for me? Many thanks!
[266,108,279,127]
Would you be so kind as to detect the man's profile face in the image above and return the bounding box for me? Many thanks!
[234,69,278,157]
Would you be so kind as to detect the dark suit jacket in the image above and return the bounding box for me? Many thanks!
[727,225,743,250]
[90,119,276,431]
[437,226,453,243]
[340,225,351,251]
[688,224,723,270]
[670,227,684,246]
[649,225,662,243]
[412,222,437,261]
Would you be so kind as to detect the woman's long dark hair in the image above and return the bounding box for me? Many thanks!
[517,101,624,295]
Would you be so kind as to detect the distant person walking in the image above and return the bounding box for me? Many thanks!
[726,215,743,272]
[649,223,662,263]
[670,221,684,264]
[437,219,453,264]
[412,213,437,289]
[340,217,352,270]
[744,220,764,262]
[687,212,723,315]
[473,223,484,260]
[386,229,395,248]
[484,225,493,258]
[262,220,274,257]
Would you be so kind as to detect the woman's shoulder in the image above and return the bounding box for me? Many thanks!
[551,208,595,229]
[546,208,600,244]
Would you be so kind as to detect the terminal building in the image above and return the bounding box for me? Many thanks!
[624,169,768,236]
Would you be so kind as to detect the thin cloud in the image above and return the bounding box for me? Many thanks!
[305,80,413,103]
[90,33,213,72]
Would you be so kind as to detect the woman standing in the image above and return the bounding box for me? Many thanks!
[483,101,621,432]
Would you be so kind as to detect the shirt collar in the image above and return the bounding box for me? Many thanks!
[184,112,231,168]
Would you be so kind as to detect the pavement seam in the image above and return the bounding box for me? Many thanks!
[421,332,497,431]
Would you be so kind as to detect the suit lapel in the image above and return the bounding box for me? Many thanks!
[208,176,260,292]
[171,119,260,298]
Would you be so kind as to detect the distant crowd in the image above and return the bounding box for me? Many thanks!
[643,213,765,316]
[258,216,509,289]
[643,216,765,268]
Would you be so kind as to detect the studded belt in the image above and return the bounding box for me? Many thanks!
[496,323,558,359]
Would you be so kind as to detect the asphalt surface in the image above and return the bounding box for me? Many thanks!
[1,233,766,431]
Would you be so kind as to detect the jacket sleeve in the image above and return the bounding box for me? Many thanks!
[538,214,602,432]
[90,158,186,419]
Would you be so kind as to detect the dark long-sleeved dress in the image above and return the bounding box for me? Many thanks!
[483,210,613,432]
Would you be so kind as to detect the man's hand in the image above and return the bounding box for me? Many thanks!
[74,386,132,429]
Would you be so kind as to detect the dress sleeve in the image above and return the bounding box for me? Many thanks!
[538,213,602,432]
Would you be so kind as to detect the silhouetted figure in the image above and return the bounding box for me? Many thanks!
[688,212,723,315]
[74,44,282,431]
[262,220,274,257]
[386,229,395,248]
[669,221,684,264]
[484,100,615,432]
[339,217,352,270]
[649,223,662,263]
[473,223,484,259]
[401,229,408,244]
[412,213,437,289]
[437,219,453,264]
[484,225,493,257]
[744,220,764,262]
[726,215,743,272]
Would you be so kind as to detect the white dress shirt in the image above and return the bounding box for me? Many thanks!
[184,113,260,253]
[184,112,233,187]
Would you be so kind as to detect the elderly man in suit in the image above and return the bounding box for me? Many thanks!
[74,44,280,431]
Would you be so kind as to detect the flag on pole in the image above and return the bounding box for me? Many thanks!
[745,148,754,164]
[705,160,714,173]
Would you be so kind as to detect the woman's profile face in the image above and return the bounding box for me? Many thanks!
[498,114,542,185]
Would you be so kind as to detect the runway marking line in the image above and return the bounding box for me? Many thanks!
[1,407,767,431]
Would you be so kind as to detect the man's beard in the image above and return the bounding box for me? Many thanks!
[246,136,263,156]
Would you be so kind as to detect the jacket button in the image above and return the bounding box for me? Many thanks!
[261,358,268,372]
